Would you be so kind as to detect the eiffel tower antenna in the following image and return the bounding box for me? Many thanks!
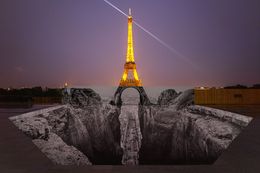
[129,8,131,16]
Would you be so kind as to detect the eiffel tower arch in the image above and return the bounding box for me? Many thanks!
[113,9,150,106]
[114,86,150,106]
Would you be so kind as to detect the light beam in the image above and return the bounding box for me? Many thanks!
[103,0,199,69]
[103,0,128,17]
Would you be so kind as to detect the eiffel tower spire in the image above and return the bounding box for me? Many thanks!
[126,8,134,63]
[120,9,141,87]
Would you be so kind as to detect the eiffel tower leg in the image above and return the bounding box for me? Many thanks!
[137,87,150,105]
[114,86,123,106]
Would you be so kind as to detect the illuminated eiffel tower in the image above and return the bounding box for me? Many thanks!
[119,8,141,87]
[114,9,150,106]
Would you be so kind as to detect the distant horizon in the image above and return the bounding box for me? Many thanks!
[2,84,260,99]
[1,83,259,89]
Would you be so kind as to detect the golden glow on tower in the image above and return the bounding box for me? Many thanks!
[119,9,142,87]
[133,69,139,80]
[126,13,135,63]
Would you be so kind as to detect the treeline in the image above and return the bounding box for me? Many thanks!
[0,87,62,97]
[224,84,260,89]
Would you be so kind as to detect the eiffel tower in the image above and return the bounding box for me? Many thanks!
[113,9,150,106]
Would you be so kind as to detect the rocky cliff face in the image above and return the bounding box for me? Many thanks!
[157,89,178,106]
[10,88,123,165]
[10,106,91,166]
[10,88,252,165]
[33,133,91,166]
[60,88,123,164]
[138,89,252,164]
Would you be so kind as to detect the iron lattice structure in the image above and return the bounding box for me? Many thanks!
[119,10,141,87]
[114,9,150,106]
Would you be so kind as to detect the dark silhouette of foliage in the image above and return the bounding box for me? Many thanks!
[251,84,260,89]
[0,87,62,97]
[224,84,248,89]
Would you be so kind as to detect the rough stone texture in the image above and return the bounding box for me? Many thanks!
[33,133,91,166]
[157,89,178,106]
[10,88,123,165]
[119,105,142,165]
[170,89,194,109]
[187,105,252,127]
[138,89,252,164]
[68,88,102,108]
[11,116,50,140]
[10,106,91,166]
[55,88,123,164]
[63,88,122,164]
[9,88,253,165]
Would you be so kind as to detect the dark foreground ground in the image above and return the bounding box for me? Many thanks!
[0,104,260,173]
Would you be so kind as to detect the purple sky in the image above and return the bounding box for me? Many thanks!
[1,0,260,88]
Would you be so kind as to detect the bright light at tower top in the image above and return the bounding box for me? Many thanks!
[128,8,132,20]
[129,8,132,16]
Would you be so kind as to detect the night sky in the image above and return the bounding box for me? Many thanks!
[1,0,260,88]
